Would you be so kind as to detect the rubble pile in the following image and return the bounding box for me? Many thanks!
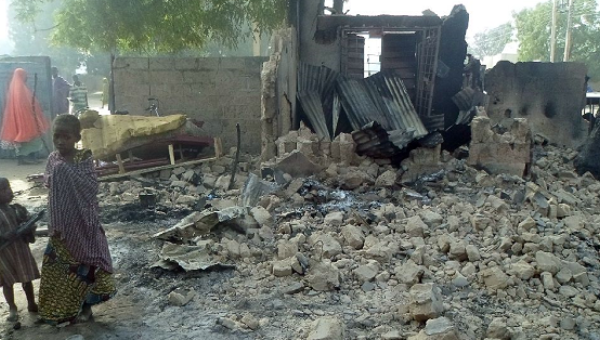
[97,122,600,339]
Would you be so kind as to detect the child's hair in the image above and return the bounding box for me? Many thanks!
[0,177,8,186]
[54,114,81,134]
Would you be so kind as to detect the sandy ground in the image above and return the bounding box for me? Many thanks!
[0,157,275,340]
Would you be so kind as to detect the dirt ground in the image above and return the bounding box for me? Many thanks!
[0,161,262,340]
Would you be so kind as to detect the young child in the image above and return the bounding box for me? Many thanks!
[0,177,40,322]
[40,114,115,325]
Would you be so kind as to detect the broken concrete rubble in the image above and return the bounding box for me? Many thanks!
[89,111,600,339]
[468,116,532,177]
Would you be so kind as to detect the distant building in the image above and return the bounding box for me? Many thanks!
[482,42,518,69]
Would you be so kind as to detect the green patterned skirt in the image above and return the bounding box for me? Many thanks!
[39,237,116,325]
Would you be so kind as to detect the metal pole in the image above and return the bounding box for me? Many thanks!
[564,0,574,62]
[550,0,558,62]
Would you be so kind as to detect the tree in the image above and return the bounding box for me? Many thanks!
[12,0,288,53]
[469,23,513,59]
[8,0,111,77]
[514,0,600,78]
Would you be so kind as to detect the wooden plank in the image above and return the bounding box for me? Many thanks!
[168,144,175,165]
[214,137,223,158]
[115,154,126,174]
[99,157,218,182]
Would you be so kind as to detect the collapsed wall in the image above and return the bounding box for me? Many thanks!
[485,61,588,148]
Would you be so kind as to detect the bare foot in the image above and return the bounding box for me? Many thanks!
[78,305,93,322]
[28,303,39,313]
[7,307,18,322]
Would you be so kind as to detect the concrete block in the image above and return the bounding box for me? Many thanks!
[174,58,199,70]
[149,57,176,70]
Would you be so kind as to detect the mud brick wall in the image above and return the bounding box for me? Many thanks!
[114,56,267,154]
[485,61,588,148]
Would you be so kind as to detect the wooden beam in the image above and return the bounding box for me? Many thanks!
[168,144,175,165]
[99,157,218,182]
[115,154,126,174]
[214,137,223,158]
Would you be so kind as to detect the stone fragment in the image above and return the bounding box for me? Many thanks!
[272,259,293,277]
[486,318,510,340]
[306,261,340,291]
[408,284,444,322]
[310,234,342,259]
[394,260,424,286]
[406,216,429,237]
[448,240,468,261]
[353,261,380,283]
[556,267,573,284]
[340,171,365,190]
[481,267,509,290]
[465,245,481,262]
[559,285,578,298]
[307,316,344,340]
[376,170,398,187]
[364,244,393,263]
[518,216,536,232]
[341,225,365,250]
[168,288,196,306]
[418,209,443,227]
[275,151,321,178]
[507,261,535,280]
[324,211,344,226]
[250,207,274,228]
[540,272,555,289]
[536,251,562,274]
[408,317,458,340]
[241,314,260,330]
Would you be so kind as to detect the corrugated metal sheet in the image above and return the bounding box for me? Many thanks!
[366,72,428,137]
[297,63,339,140]
[297,91,330,140]
[337,77,388,130]
[338,71,427,136]
[352,121,415,159]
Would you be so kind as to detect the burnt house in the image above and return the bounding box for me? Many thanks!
[261,0,470,161]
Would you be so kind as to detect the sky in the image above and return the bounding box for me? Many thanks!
[0,0,547,52]
[346,0,546,38]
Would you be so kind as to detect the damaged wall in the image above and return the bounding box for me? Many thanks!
[298,0,342,72]
[485,61,588,148]
[114,56,267,154]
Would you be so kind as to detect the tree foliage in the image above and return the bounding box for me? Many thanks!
[12,0,288,53]
[8,0,110,76]
[514,0,600,78]
[469,23,513,58]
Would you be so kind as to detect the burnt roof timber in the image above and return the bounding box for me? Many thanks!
[317,15,443,31]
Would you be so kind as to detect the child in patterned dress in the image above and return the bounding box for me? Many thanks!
[0,177,40,322]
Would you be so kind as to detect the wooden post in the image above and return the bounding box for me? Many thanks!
[116,154,125,174]
[563,0,574,62]
[168,144,176,165]
[214,137,223,158]
[550,0,558,62]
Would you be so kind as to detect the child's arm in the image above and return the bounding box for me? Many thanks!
[12,204,35,244]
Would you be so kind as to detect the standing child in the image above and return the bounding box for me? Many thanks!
[40,114,116,325]
[0,177,40,322]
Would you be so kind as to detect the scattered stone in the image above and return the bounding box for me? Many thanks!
[341,225,365,250]
[408,284,444,322]
[395,260,424,286]
[306,261,340,291]
[406,216,429,237]
[353,261,379,283]
[308,316,344,340]
[408,317,458,340]
[324,211,344,226]
[376,170,398,187]
[481,267,509,290]
[486,318,510,340]
[250,206,274,228]
[168,288,196,306]
[536,251,562,274]
[241,314,260,330]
